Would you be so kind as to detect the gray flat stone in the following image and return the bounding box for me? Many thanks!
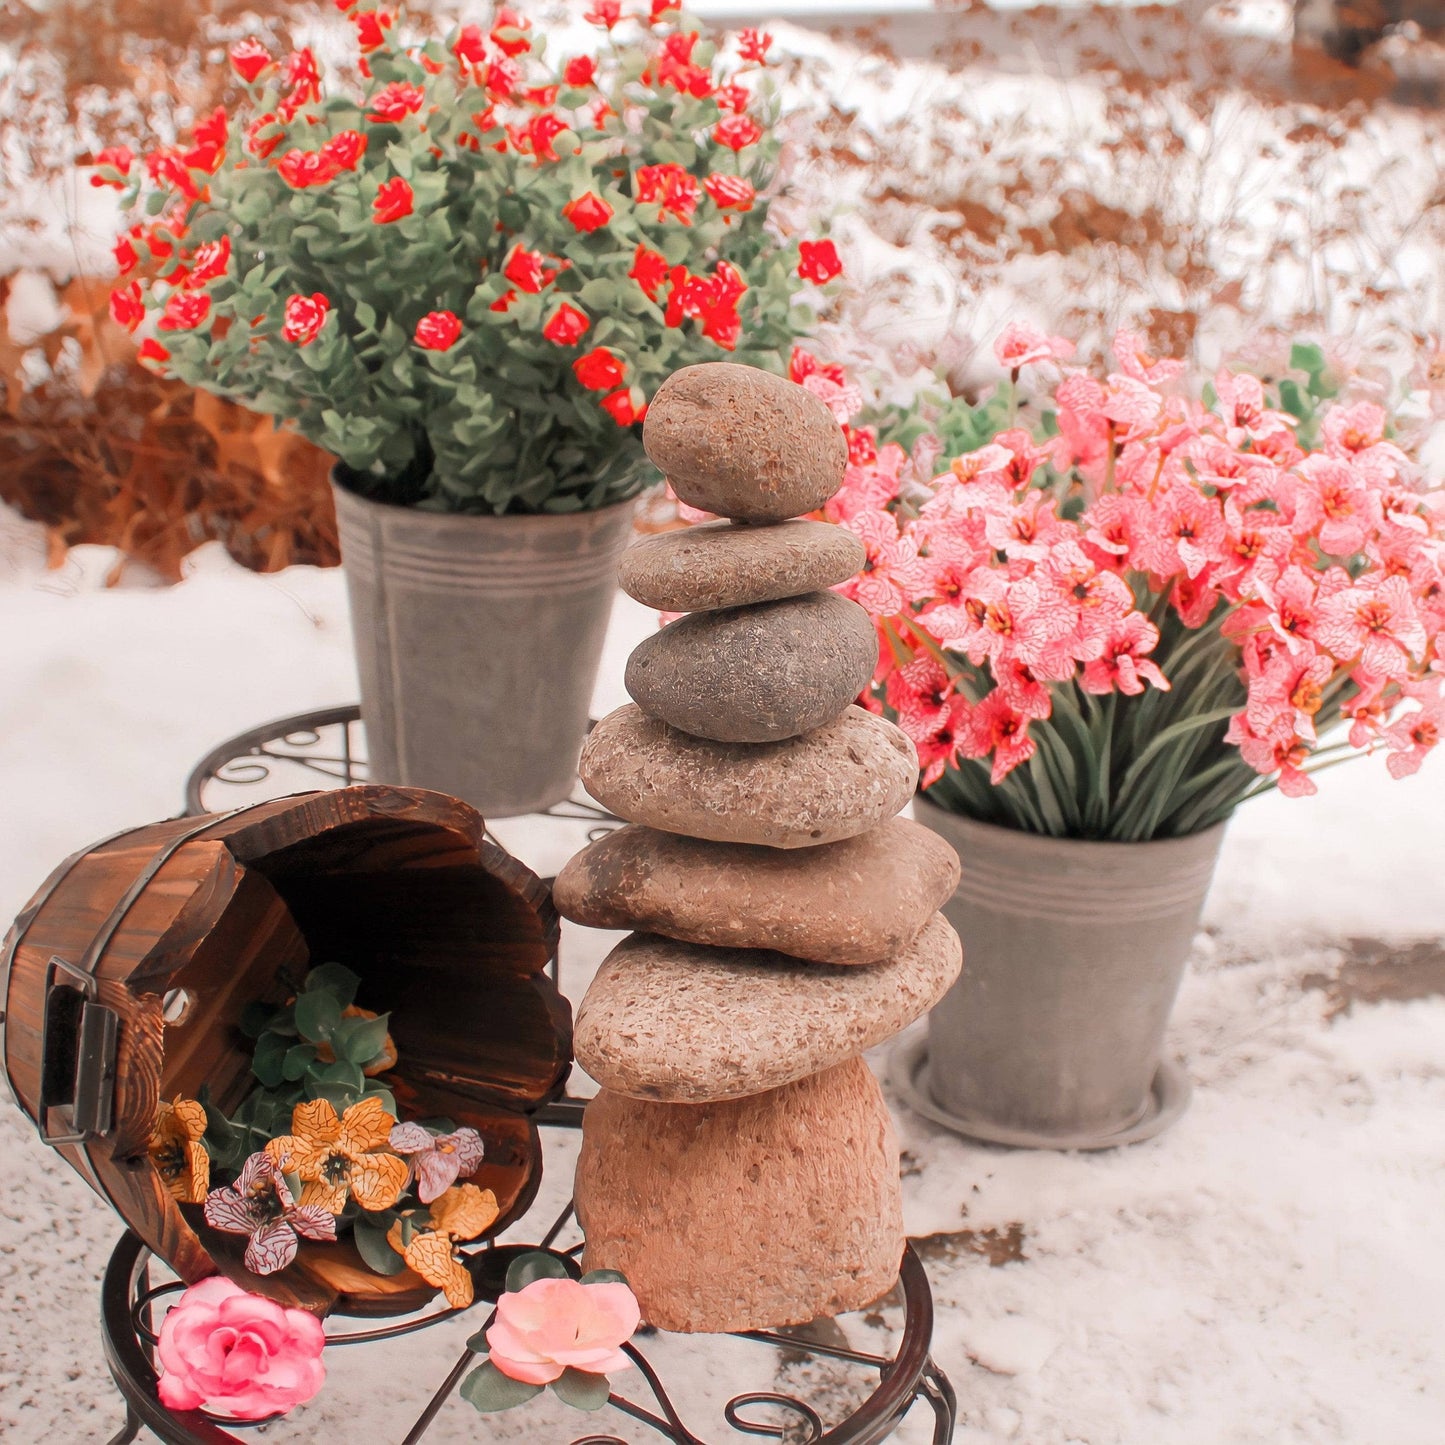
[553,817,960,966]
[643,362,847,524]
[578,704,918,848]
[625,592,877,743]
[573,913,963,1103]
[575,1059,905,1333]
[617,520,865,613]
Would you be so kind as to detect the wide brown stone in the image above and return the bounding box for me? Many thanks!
[643,362,848,524]
[573,914,962,1102]
[617,519,865,613]
[625,592,877,743]
[578,704,918,848]
[554,817,960,966]
[575,1058,905,1333]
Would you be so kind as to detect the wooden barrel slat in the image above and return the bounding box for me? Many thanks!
[2,785,566,1317]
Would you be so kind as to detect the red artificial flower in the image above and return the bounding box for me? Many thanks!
[738,27,773,62]
[713,82,750,114]
[109,283,144,331]
[703,173,755,211]
[524,112,568,164]
[281,48,322,118]
[245,114,284,160]
[277,149,336,189]
[157,291,210,331]
[89,145,134,187]
[628,244,669,300]
[352,9,392,52]
[713,115,763,152]
[563,191,613,232]
[635,163,700,223]
[585,0,621,27]
[601,389,644,426]
[797,238,843,284]
[138,338,170,366]
[573,347,625,391]
[454,24,487,65]
[188,107,228,168]
[372,176,413,223]
[652,31,711,97]
[282,292,331,345]
[145,148,205,202]
[542,302,590,345]
[491,6,532,56]
[650,0,681,20]
[320,129,367,173]
[415,310,463,351]
[368,82,426,123]
[504,246,548,293]
[524,84,560,107]
[333,0,357,10]
[187,236,231,286]
[112,234,139,274]
[230,38,273,83]
[563,56,597,87]
[490,289,518,313]
[485,57,521,100]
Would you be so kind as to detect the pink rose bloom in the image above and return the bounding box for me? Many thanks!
[157,1276,326,1420]
[486,1277,640,1386]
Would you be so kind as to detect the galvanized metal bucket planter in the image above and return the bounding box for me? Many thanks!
[332,479,636,818]
[893,797,1225,1149]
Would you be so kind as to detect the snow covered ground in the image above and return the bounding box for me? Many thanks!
[1,507,1442,1444]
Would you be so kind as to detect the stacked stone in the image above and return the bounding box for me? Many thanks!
[557,362,964,1335]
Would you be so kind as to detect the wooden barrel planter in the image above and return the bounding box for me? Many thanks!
[0,786,567,1317]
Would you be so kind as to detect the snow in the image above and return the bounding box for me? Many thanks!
[1,509,1443,1443]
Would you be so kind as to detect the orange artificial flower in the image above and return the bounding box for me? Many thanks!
[265,1097,406,1215]
[387,1183,500,1308]
[149,1096,210,1203]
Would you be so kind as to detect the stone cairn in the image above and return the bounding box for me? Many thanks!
[556,361,964,1334]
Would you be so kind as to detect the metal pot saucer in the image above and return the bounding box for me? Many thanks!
[889,1032,1192,1150]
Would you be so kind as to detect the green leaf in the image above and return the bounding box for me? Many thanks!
[579,1268,628,1286]
[461,1362,544,1414]
[354,1218,408,1276]
[283,1043,318,1081]
[505,1252,571,1293]
[238,1001,274,1039]
[312,1060,366,1091]
[294,990,342,1043]
[304,963,361,1007]
[1289,341,1326,377]
[551,1368,611,1412]
[252,1032,289,1088]
[360,1086,398,1117]
[306,1081,363,1112]
[330,1012,392,1067]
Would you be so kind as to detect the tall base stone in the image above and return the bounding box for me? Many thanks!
[575,1057,905,1334]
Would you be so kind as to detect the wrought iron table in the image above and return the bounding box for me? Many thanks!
[98,707,959,1445]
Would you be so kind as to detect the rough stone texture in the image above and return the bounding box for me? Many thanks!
[573,913,963,1102]
[554,817,961,966]
[625,592,877,743]
[578,704,919,849]
[642,362,849,524]
[617,519,866,613]
[575,1058,905,1333]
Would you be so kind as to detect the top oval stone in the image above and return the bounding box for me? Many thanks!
[643,363,848,524]
[618,520,866,613]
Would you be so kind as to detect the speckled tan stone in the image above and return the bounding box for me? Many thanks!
[625,592,876,743]
[643,362,848,524]
[578,704,918,849]
[573,913,962,1102]
[617,519,866,613]
[553,817,960,966]
[575,1058,905,1332]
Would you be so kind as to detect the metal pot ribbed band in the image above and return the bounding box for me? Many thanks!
[334,530,622,596]
[950,856,1221,922]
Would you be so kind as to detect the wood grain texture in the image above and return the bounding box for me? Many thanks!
[2,785,566,1317]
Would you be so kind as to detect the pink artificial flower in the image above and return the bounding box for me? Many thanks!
[1080,614,1171,696]
[1317,575,1427,679]
[982,491,1069,564]
[994,323,1074,372]
[1135,482,1227,580]
[1243,644,1333,743]
[202,1152,336,1275]
[1010,539,1134,669]
[156,1276,326,1420]
[1295,455,1374,558]
[1226,716,1317,797]
[1382,697,1443,777]
[486,1277,640,1386]
[387,1123,484,1204]
[1111,327,1185,385]
[962,690,1036,783]
[841,510,925,617]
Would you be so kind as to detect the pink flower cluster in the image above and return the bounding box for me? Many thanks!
[813,329,1445,797]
